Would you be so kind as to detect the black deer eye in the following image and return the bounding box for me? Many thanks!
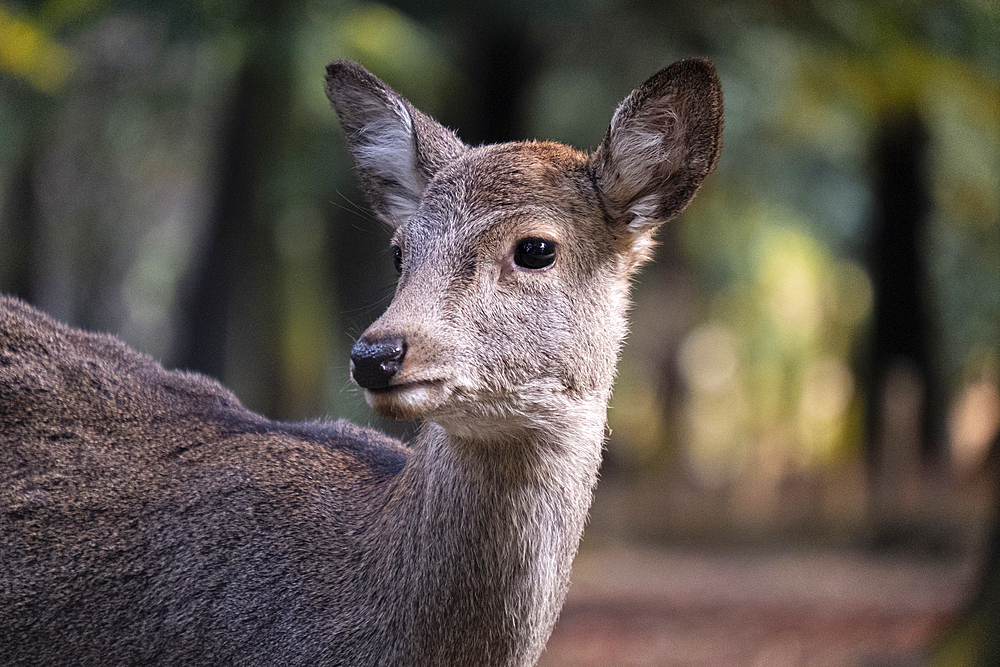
[391,244,403,274]
[513,238,557,270]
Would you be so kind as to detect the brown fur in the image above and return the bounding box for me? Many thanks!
[1,59,722,666]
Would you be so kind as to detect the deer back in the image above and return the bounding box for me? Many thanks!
[0,295,407,664]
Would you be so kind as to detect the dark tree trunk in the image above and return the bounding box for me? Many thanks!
[865,113,941,467]
[0,158,38,301]
[177,8,295,417]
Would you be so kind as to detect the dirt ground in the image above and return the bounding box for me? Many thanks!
[537,546,980,667]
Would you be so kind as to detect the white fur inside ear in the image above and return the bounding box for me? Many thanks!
[626,193,663,236]
[607,100,685,194]
[353,97,423,221]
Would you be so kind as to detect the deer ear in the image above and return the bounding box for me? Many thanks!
[589,58,723,241]
[325,61,467,228]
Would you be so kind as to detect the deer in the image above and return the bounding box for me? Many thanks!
[0,58,722,666]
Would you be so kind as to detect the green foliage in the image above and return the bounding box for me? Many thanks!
[0,4,75,92]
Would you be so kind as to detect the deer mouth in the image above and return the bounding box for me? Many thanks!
[365,379,446,397]
[364,380,449,421]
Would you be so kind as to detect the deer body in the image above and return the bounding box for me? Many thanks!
[1,59,722,666]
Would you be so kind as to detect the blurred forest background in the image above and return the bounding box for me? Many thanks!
[1,0,999,664]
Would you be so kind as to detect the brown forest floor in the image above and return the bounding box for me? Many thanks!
[537,546,980,667]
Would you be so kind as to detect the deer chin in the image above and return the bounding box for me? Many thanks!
[364,380,449,421]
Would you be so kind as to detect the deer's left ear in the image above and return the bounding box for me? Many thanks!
[589,58,723,241]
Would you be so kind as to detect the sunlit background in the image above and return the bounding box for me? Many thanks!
[1,0,999,664]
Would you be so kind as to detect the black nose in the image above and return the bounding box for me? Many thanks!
[350,336,406,390]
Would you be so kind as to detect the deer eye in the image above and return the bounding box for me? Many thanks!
[513,238,557,270]
[391,244,403,274]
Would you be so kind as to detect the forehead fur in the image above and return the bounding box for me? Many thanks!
[412,141,594,227]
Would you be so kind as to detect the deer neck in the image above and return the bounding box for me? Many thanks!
[381,394,607,666]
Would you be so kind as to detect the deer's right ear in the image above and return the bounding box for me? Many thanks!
[326,61,467,227]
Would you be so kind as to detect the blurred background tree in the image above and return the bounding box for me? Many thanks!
[1,0,999,662]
